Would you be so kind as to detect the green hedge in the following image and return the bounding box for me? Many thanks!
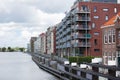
[69,56,95,64]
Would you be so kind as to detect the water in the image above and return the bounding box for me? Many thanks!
[0,52,58,80]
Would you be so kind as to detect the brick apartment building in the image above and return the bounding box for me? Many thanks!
[39,33,46,54]
[101,12,120,65]
[56,0,120,57]
[46,26,56,55]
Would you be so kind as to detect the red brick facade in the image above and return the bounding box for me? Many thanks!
[77,2,120,57]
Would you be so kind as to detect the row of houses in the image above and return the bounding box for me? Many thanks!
[28,0,120,66]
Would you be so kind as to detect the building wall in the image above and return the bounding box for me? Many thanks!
[79,2,120,56]
[56,2,120,57]
[102,27,116,65]
[39,33,46,54]
[102,14,120,65]
[46,26,56,55]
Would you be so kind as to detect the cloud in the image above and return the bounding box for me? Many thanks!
[0,0,75,47]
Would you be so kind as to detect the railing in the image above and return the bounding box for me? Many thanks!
[74,42,91,47]
[74,34,91,39]
[74,25,91,30]
[66,42,71,48]
[76,17,91,21]
[75,9,90,13]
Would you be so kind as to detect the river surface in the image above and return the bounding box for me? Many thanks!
[0,52,58,80]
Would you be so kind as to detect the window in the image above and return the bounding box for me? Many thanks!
[103,8,108,12]
[118,31,120,38]
[94,39,98,45]
[94,16,99,19]
[92,23,95,28]
[94,49,100,52]
[105,15,109,21]
[112,29,115,43]
[108,30,112,44]
[81,5,88,11]
[94,6,97,12]
[94,32,99,35]
[104,31,108,44]
[114,8,117,13]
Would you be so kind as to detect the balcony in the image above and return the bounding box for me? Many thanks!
[75,9,90,14]
[66,20,71,25]
[116,24,120,29]
[76,17,91,22]
[66,42,71,48]
[66,28,71,34]
[74,34,91,39]
[74,42,91,47]
[63,43,67,48]
[74,25,91,30]
[67,35,71,41]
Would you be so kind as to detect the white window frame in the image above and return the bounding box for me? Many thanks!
[92,23,95,28]
[108,30,112,44]
[112,29,115,43]
[114,8,117,13]
[104,31,108,44]
[105,15,109,21]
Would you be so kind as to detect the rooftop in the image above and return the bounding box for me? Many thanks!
[102,12,120,28]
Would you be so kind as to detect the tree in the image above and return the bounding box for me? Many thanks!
[0,48,2,52]
[8,47,11,52]
[2,47,6,52]
[19,48,25,52]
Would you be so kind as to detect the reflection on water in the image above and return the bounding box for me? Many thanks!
[0,52,58,80]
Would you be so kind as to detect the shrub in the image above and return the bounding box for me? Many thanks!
[69,56,95,64]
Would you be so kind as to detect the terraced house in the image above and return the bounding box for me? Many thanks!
[101,12,120,66]
[56,0,120,57]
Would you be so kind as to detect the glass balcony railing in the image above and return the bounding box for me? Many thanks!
[74,42,91,47]
[75,9,90,14]
[76,17,91,21]
[66,42,71,48]
[74,34,91,39]
[74,25,91,30]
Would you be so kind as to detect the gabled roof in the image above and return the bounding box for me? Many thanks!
[101,12,120,28]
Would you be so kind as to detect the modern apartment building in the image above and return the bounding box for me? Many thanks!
[56,0,120,57]
[34,37,41,53]
[39,33,46,54]
[46,26,56,55]
[30,37,37,53]
[101,12,120,66]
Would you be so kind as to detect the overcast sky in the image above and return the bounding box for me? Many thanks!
[0,0,75,48]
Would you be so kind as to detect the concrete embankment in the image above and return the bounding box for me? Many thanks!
[32,53,120,80]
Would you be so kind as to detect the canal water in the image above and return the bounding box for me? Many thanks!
[0,52,59,80]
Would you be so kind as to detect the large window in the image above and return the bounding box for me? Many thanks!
[94,39,98,45]
[114,8,117,13]
[112,29,115,43]
[104,31,108,44]
[105,15,109,21]
[92,23,95,28]
[108,30,112,44]
[94,6,97,12]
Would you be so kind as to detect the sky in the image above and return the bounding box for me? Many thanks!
[0,0,75,48]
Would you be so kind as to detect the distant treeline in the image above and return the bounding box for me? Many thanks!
[0,47,25,52]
